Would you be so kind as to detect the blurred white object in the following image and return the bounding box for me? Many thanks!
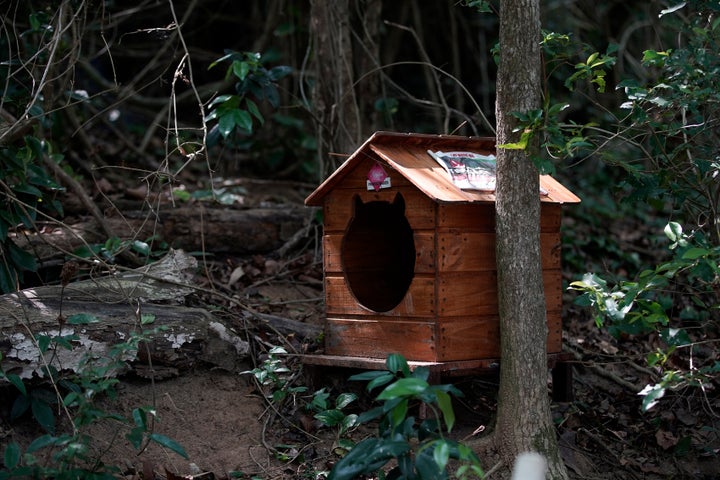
[511,452,547,480]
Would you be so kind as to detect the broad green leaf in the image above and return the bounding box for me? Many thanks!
[639,383,665,411]
[132,407,147,429]
[3,442,20,468]
[366,372,394,392]
[681,247,709,260]
[434,390,455,432]
[245,98,264,124]
[131,240,150,256]
[149,433,188,459]
[335,392,357,410]
[377,377,429,400]
[433,441,451,472]
[389,398,408,427]
[27,434,58,453]
[218,113,236,138]
[386,353,410,376]
[341,414,358,434]
[4,373,26,396]
[660,327,691,347]
[349,370,389,381]
[141,314,156,325]
[314,409,345,427]
[232,60,251,81]
[232,109,253,133]
[31,396,55,433]
[664,222,682,242]
[8,243,37,272]
[208,94,234,108]
[37,334,51,353]
[126,426,144,449]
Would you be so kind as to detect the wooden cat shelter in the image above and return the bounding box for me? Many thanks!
[303,131,580,379]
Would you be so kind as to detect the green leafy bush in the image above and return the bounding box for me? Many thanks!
[206,51,292,143]
[328,354,483,480]
[0,322,187,478]
[0,137,65,292]
[569,221,719,410]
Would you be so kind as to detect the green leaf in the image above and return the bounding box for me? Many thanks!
[366,372,395,392]
[335,392,357,410]
[126,426,144,449]
[8,242,37,272]
[245,98,264,124]
[433,441,451,472]
[3,442,20,468]
[27,434,58,453]
[315,409,345,427]
[218,113,236,138]
[389,398,408,427]
[664,222,683,242]
[132,407,148,429]
[357,406,384,424]
[4,373,27,396]
[341,414,358,434]
[639,383,665,411]
[232,60,251,81]
[349,370,389,381]
[232,109,253,133]
[141,314,156,325]
[377,377,429,400]
[31,396,55,434]
[209,94,234,108]
[681,247,709,260]
[66,313,99,324]
[149,433,188,459]
[434,390,455,432]
[386,353,410,376]
[131,240,150,256]
[660,328,691,347]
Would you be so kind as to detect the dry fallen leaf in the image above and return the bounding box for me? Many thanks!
[655,429,678,450]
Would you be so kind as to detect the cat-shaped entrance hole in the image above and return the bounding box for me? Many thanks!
[341,193,416,312]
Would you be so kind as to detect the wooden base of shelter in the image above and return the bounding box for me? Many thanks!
[299,352,574,402]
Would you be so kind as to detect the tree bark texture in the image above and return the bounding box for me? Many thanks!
[310,0,363,178]
[494,1,568,479]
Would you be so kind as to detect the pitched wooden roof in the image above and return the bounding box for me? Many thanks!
[305,131,581,206]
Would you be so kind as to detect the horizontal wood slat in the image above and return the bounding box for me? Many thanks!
[325,318,437,361]
[325,275,436,317]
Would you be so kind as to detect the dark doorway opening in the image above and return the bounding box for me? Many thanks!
[341,194,416,312]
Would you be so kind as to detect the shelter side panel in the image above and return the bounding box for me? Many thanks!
[438,270,562,316]
[325,275,436,317]
[438,232,560,272]
[436,203,561,233]
[436,311,563,361]
[324,318,438,361]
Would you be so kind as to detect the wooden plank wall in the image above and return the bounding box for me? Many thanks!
[320,155,565,362]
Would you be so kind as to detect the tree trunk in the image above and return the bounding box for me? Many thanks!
[309,0,363,179]
[494,1,568,479]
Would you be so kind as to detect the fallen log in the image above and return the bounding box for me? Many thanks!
[15,204,312,261]
[0,250,249,380]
